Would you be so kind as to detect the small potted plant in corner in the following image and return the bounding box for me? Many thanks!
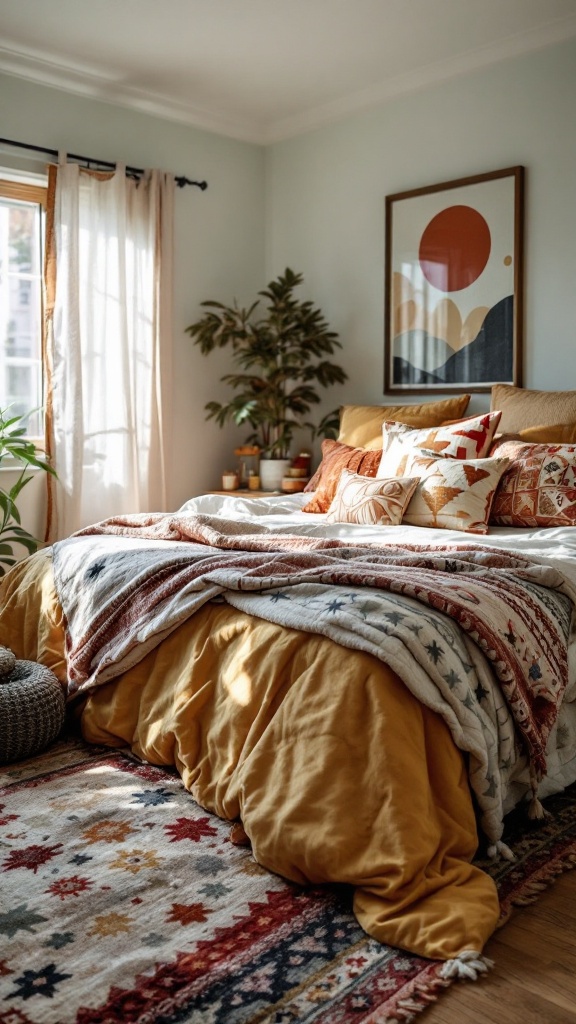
[0,407,56,576]
[186,268,347,491]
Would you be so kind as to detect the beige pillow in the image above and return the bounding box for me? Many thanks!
[491,385,576,434]
[325,469,419,526]
[378,411,502,478]
[338,394,471,449]
[400,451,510,534]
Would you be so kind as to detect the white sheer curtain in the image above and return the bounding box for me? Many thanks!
[45,162,173,540]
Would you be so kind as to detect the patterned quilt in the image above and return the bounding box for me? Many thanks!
[52,511,576,845]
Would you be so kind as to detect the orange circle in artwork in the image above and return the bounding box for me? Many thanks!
[503,255,512,266]
[419,205,491,293]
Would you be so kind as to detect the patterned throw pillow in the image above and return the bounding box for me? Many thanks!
[378,410,502,478]
[398,451,510,533]
[325,469,419,526]
[489,440,576,527]
[302,439,382,513]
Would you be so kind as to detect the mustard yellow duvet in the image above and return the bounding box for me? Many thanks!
[0,549,500,962]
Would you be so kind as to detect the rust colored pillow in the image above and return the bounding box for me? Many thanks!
[302,439,382,513]
[337,394,471,449]
[490,440,576,527]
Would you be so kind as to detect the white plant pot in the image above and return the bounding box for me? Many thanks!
[259,458,291,492]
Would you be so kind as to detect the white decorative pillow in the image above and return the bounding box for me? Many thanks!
[325,469,419,526]
[399,451,510,533]
[378,410,502,478]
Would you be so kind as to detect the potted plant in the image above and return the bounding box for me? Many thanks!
[186,268,347,490]
[0,407,56,576]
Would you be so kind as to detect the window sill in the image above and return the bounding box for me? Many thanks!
[0,461,43,472]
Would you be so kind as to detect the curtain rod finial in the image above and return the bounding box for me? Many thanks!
[176,176,208,190]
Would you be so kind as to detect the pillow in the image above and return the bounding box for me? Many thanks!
[377,411,502,478]
[517,423,576,444]
[397,451,509,534]
[325,469,419,526]
[302,439,382,514]
[490,440,576,527]
[338,394,471,449]
[491,385,576,434]
[490,423,576,453]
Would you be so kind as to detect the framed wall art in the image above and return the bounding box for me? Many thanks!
[384,166,524,394]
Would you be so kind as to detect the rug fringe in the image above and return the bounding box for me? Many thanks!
[381,966,452,1024]
[508,847,573,905]
[506,842,576,911]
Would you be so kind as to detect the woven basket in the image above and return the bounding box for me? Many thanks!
[0,649,66,764]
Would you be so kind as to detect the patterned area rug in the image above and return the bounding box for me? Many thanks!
[1,738,576,1024]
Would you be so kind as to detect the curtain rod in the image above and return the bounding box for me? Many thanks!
[0,137,208,190]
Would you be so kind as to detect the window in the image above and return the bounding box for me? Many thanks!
[0,177,47,438]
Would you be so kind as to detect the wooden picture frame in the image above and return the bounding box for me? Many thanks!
[384,166,524,394]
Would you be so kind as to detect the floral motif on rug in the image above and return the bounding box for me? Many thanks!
[0,738,575,1024]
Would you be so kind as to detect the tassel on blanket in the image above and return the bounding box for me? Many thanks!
[229,821,251,847]
[438,950,494,982]
[527,764,551,822]
[527,793,550,820]
[487,839,515,861]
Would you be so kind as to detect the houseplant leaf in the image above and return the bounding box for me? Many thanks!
[0,406,57,575]
[186,268,347,460]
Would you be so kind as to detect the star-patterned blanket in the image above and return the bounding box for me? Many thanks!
[53,511,576,845]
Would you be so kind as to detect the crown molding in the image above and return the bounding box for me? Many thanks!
[1,12,576,147]
[0,43,265,144]
[265,13,576,142]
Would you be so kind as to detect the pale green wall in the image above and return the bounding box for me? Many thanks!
[2,36,575,517]
[0,72,266,508]
[265,38,576,422]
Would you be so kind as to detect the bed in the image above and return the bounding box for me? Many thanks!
[3,387,576,975]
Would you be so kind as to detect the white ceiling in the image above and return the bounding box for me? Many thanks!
[1,0,576,144]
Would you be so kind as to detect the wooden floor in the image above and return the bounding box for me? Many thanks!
[421,868,576,1024]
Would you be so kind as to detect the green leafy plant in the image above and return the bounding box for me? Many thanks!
[0,408,56,576]
[186,268,347,458]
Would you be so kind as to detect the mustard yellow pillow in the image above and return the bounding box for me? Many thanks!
[491,385,576,434]
[518,423,576,444]
[338,394,471,449]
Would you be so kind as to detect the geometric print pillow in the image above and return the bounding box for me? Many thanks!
[325,469,419,526]
[398,450,510,533]
[378,410,502,478]
[490,441,576,527]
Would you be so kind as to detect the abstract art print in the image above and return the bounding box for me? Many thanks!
[384,166,524,393]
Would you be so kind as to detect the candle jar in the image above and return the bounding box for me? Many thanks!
[234,445,260,487]
[222,471,239,491]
